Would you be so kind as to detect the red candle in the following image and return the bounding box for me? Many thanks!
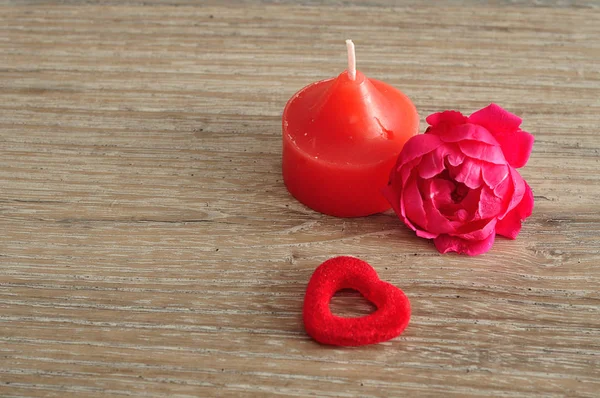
[282,40,419,217]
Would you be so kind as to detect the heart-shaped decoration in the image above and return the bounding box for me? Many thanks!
[303,256,411,346]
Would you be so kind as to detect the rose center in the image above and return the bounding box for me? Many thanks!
[451,183,469,203]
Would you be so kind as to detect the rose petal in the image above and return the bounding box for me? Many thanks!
[460,187,482,221]
[458,141,507,165]
[416,229,438,239]
[446,147,465,167]
[454,217,497,241]
[435,123,500,146]
[496,181,534,239]
[423,198,455,235]
[505,167,526,214]
[399,159,419,186]
[493,129,535,169]
[403,175,429,232]
[397,134,443,166]
[493,170,513,198]
[478,187,505,219]
[384,192,420,238]
[456,209,469,222]
[383,172,440,240]
[426,110,469,128]
[429,178,455,207]
[418,146,452,179]
[453,159,483,189]
[469,103,522,136]
[482,163,509,189]
[468,104,533,169]
[438,202,461,220]
[434,232,496,256]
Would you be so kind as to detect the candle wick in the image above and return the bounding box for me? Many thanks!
[346,39,356,81]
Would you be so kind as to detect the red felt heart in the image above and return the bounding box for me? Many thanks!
[303,256,411,346]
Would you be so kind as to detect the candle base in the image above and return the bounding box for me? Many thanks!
[282,146,395,217]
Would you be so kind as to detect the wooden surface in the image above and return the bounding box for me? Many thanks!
[1,1,599,397]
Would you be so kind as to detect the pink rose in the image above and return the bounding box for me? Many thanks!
[383,104,535,255]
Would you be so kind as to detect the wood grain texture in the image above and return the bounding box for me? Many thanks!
[1,1,599,397]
